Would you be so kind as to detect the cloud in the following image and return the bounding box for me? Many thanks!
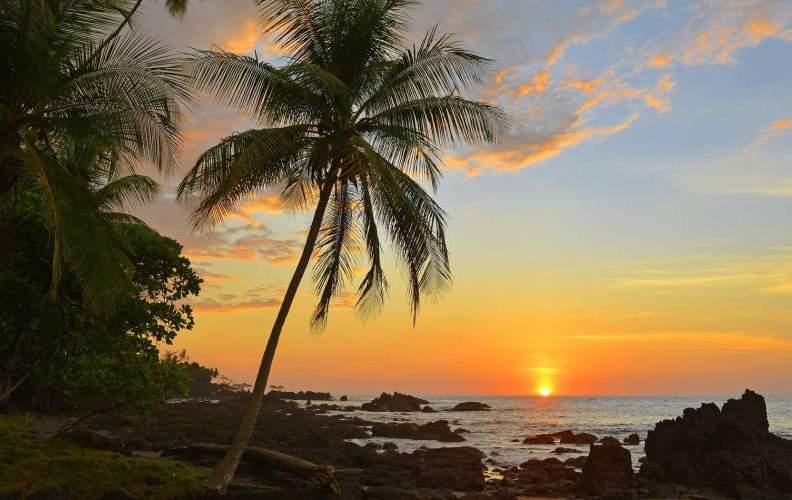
[643,1,791,68]
[519,68,551,96]
[183,229,302,266]
[646,53,673,68]
[220,20,261,53]
[610,249,792,296]
[745,117,792,152]
[446,113,639,175]
[193,297,281,313]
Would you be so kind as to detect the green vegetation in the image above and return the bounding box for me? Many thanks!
[0,416,207,499]
[177,0,504,491]
[0,1,202,412]
[0,0,190,309]
[0,202,201,411]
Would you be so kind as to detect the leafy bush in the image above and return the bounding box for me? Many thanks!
[0,205,201,412]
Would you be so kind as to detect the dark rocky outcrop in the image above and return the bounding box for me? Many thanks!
[360,392,429,412]
[558,430,598,445]
[61,429,129,455]
[449,402,491,412]
[523,429,597,446]
[524,433,556,445]
[639,389,792,499]
[580,438,633,497]
[553,446,580,454]
[339,395,348,401]
[564,455,588,468]
[415,447,485,490]
[495,457,581,497]
[420,406,436,413]
[623,433,640,446]
[370,420,465,442]
[268,390,334,401]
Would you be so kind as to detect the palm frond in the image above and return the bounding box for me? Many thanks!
[311,177,360,329]
[357,26,492,115]
[95,174,159,211]
[178,125,312,228]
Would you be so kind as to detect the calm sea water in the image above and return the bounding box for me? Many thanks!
[332,395,792,469]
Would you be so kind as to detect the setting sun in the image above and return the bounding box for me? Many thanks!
[539,386,552,397]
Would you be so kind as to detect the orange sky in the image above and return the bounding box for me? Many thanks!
[139,0,792,396]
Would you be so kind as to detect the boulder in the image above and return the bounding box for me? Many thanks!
[580,438,633,497]
[61,429,128,454]
[371,420,465,442]
[420,406,436,413]
[553,446,579,454]
[564,455,587,468]
[450,402,491,412]
[559,431,597,445]
[339,395,348,401]
[639,389,792,498]
[268,390,333,401]
[523,433,556,445]
[360,392,429,412]
[499,457,581,497]
[623,433,640,446]
[415,447,485,490]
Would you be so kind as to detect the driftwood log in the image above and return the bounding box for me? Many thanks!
[169,443,341,495]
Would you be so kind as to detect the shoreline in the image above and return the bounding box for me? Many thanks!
[8,389,785,499]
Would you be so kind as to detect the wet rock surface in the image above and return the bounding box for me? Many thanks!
[449,402,491,412]
[639,389,792,499]
[580,438,633,498]
[68,389,791,499]
[360,392,429,412]
[370,420,465,442]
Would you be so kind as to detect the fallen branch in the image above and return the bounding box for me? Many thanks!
[169,443,340,495]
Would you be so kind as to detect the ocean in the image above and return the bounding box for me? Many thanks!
[333,394,792,469]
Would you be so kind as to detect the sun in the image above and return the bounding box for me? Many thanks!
[539,386,552,397]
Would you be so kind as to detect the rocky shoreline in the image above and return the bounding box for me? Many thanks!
[58,390,792,499]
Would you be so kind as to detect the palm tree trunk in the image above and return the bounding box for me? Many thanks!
[208,171,338,494]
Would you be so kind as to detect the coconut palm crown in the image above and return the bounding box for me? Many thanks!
[177,0,505,491]
[0,0,190,308]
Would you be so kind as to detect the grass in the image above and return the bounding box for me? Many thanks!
[0,415,208,499]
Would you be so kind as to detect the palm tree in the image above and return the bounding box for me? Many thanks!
[0,0,189,309]
[178,0,505,492]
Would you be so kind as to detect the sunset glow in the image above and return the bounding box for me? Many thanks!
[133,0,792,396]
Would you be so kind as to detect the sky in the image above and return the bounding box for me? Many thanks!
[133,0,792,396]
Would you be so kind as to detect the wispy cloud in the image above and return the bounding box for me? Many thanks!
[745,117,792,152]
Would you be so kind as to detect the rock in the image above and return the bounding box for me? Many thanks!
[268,390,334,401]
[420,406,436,413]
[415,447,485,490]
[371,420,465,442]
[559,431,597,445]
[640,389,792,498]
[564,455,587,468]
[382,442,398,451]
[340,395,348,401]
[510,438,520,443]
[360,392,429,412]
[623,433,640,446]
[61,429,128,454]
[502,457,581,497]
[580,438,633,497]
[454,427,469,434]
[450,402,491,412]
[524,433,556,444]
[552,446,579,454]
